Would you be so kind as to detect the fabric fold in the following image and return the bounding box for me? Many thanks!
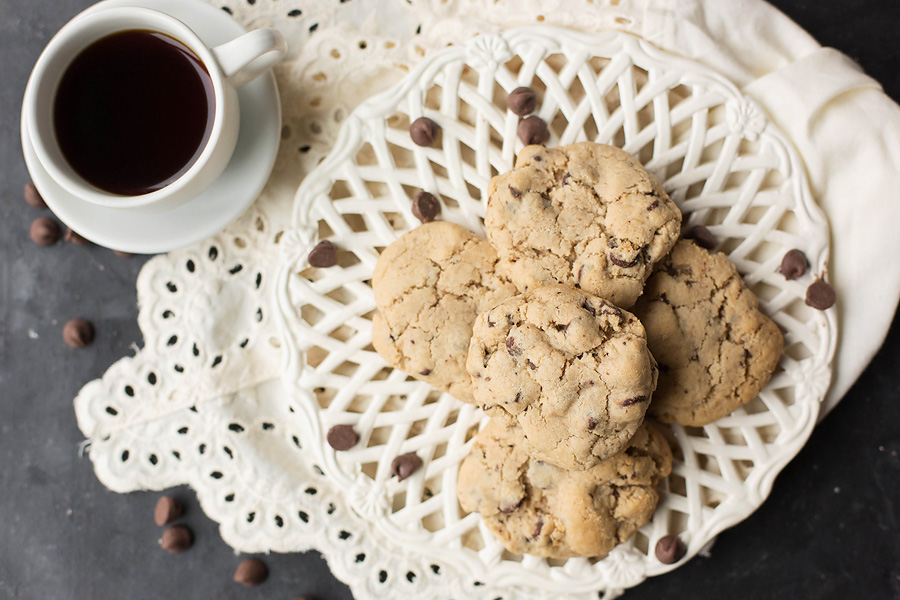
[743,44,900,412]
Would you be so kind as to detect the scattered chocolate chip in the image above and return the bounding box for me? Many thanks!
[412,191,440,223]
[63,318,94,348]
[160,525,192,553]
[581,301,596,316]
[391,452,422,481]
[621,395,649,407]
[647,199,659,211]
[505,336,521,356]
[233,558,268,586]
[154,496,183,526]
[781,249,808,280]
[508,185,521,198]
[113,250,134,258]
[587,417,598,430]
[24,182,47,209]
[419,369,431,376]
[409,116,439,147]
[562,172,572,185]
[655,535,686,564]
[609,254,638,268]
[518,115,549,146]
[326,425,358,451]
[308,240,338,268]
[805,277,835,310]
[506,86,537,116]
[30,217,60,246]
[64,228,91,246]
[683,225,716,250]
[526,359,538,370]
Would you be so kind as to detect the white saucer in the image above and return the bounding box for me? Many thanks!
[21,0,281,254]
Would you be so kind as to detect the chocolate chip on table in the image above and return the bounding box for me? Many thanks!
[160,525,193,553]
[308,240,338,268]
[781,249,808,280]
[30,217,61,246]
[233,558,268,587]
[326,424,358,451]
[412,191,441,223]
[682,225,716,250]
[517,115,549,146]
[506,86,537,116]
[391,452,423,481]
[64,227,91,246]
[655,534,686,564]
[24,182,47,209]
[62,318,94,348]
[805,277,836,310]
[409,116,439,147]
[154,496,183,526]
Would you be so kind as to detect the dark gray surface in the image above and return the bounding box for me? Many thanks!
[0,1,898,599]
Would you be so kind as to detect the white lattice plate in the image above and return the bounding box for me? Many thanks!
[274,26,837,599]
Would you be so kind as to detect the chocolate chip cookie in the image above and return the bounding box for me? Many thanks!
[458,418,672,558]
[466,285,657,469]
[485,142,681,308]
[372,222,517,403]
[632,240,784,426]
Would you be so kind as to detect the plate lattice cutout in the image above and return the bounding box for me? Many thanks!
[276,27,836,597]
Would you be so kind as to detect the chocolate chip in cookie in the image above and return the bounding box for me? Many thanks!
[409,116,439,147]
[517,115,549,146]
[506,86,537,116]
[805,277,835,310]
[781,249,808,280]
[412,191,441,223]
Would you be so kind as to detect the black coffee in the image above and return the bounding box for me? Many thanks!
[54,30,215,196]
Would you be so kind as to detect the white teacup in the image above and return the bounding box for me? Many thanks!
[23,6,286,211]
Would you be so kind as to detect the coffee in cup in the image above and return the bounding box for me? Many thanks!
[54,30,216,196]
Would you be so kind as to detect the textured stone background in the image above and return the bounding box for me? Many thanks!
[0,0,897,598]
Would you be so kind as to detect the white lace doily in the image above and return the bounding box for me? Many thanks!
[73,2,840,599]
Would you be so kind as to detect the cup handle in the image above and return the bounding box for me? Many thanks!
[211,28,287,87]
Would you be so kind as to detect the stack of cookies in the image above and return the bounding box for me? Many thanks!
[370,141,783,559]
